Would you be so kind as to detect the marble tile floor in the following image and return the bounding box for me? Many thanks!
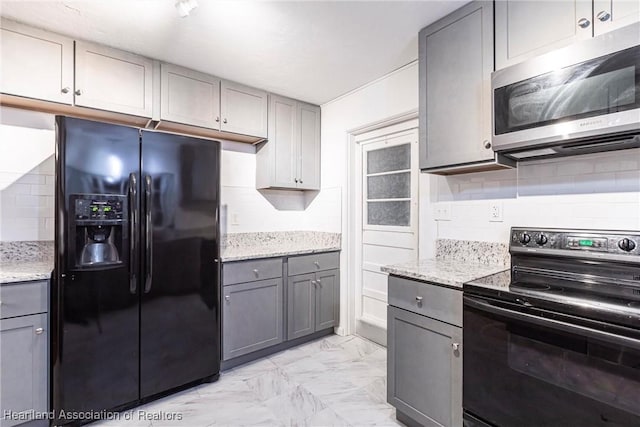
[95,335,402,427]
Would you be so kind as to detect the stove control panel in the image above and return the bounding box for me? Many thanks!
[510,228,640,258]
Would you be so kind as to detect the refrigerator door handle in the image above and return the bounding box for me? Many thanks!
[128,173,138,294]
[144,174,153,293]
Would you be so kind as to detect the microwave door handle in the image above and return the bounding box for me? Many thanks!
[128,173,138,294]
[463,296,640,350]
[144,175,153,294]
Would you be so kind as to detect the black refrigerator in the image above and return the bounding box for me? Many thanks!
[52,116,220,424]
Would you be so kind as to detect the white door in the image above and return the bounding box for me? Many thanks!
[356,128,419,343]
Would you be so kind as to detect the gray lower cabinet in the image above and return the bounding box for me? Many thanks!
[0,279,49,427]
[288,269,338,339]
[222,278,284,361]
[387,306,462,427]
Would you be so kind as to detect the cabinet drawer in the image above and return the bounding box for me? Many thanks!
[288,252,339,276]
[0,281,48,319]
[223,258,282,286]
[388,276,461,327]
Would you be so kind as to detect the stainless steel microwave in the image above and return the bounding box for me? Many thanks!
[491,23,640,161]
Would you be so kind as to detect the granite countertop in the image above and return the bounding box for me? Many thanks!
[382,259,508,289]
[464,269,511,292]
[0,260,53,284]
[220,231,341,262]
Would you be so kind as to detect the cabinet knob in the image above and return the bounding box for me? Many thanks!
[253,269,259,276]
[597,10,611,22]
[61,87,70,94]
[35,328,44,335]
[225,295,230,302]
[223,118,228,124]
[483,140,491,149]
[75,89,83,96]
[311,280,317,286]
[452,342,460,352]
[314,261,320,268]
[299,179,303,184]
[577,18,591,28]
[316,279,321,286]
[415,296,423,306]
[215,116,220,123]
[294,178,299,183]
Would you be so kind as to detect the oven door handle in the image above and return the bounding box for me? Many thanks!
[464,296,640,350]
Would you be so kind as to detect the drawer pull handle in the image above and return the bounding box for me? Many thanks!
[415,296,423,306]
[225,295,230,302]
[35,328,44,335]
[452,342,460,352]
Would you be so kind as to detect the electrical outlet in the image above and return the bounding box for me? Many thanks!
[434,203,452,221]
[489,202,503,222]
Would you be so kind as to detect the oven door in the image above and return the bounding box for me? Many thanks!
[463,295,640,427]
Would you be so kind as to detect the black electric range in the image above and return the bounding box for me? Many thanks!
[463,227,640,427]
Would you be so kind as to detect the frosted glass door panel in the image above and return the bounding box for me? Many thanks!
[365,143,412,227]
[367,144,411,174]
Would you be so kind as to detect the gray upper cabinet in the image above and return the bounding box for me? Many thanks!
[496,0,640,70]
[495,0,593,70]
[419,1,496,172]
[160,63,220,128]
[256,95,321,190]
[220,81,268,138]
[387,306,462,427]
[75,41,154,117]
[222,278,284,360]
[297,102,321,190]
[0,19,74,104]
[593,0,640,36]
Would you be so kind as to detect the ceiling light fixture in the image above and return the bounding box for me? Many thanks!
[175,0,198,18]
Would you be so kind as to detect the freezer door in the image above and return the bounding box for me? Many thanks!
[53,117,141,423]
[140,131,220,398]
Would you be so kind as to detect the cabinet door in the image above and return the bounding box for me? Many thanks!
[315,269,338,331]
[222,279,283,360]
[287,273,315,339]
[160,63,221,129]
[297,102,321,190]
[387,306,462,427]
[0,19,73,104]
[220,81,267,138]
[0,313,48,427]
[593,0,640,36]
[269,95,298,188]
[75,41,153,117]
[495,0,593,70]
[419,1,494,170]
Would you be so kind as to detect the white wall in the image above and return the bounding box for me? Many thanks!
[425,149,640,253]
[320,61,420,335]
[220,142,341,235]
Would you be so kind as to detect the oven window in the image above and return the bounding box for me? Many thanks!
[463,303,640,427]
[494,45,640,135]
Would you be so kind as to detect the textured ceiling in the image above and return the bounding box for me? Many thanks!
[0,0,468,105]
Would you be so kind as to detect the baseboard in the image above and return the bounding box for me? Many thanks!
[356,318,387,347]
